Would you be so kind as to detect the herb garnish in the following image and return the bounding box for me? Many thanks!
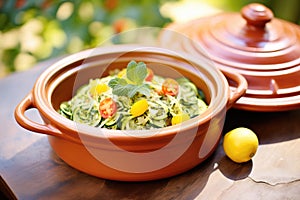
[108,60,151,98]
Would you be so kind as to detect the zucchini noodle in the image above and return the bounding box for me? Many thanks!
[58,64,208,130]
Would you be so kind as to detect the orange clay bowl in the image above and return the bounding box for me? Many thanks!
[15,45,247,181]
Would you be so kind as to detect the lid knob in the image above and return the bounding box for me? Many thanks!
[241,3,273,28]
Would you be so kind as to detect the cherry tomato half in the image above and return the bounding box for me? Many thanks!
[162,78,179,96]
[145,68,154,82]
[99,97,117,119]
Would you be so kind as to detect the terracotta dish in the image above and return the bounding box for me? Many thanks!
[160,3,300,111]
[15,45,247,181]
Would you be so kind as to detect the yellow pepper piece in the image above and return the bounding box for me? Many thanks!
[171,113,190,125]
[117,69,126,78]
[90,83,109,96]
[130,99,148,117]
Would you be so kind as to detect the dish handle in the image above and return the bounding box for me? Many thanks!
[14,92,63,137]
[221,69,248,109]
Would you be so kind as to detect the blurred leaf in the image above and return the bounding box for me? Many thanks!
[2,47,20,72]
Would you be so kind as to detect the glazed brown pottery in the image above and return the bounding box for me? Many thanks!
[15,45,247,181]
[160,3,300,111]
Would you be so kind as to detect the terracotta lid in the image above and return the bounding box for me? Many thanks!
[159,3,300,111]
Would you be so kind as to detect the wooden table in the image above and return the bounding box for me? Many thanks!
[1,58,299,199]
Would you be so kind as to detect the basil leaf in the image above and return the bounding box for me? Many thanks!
[137,84,151,97]
[126,60,147,85]
[108,78,127,89]
[128,84,150,98]
[112,84,135,97]
[108,61,150,98]
[109,78,131,96]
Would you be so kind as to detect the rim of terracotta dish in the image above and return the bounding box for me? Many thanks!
[32,45,229,139]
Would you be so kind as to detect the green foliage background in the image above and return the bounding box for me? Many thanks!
[0,0,299,77]
[0,0,174,76]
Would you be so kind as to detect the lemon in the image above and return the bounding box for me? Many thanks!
[223,127,259,163]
